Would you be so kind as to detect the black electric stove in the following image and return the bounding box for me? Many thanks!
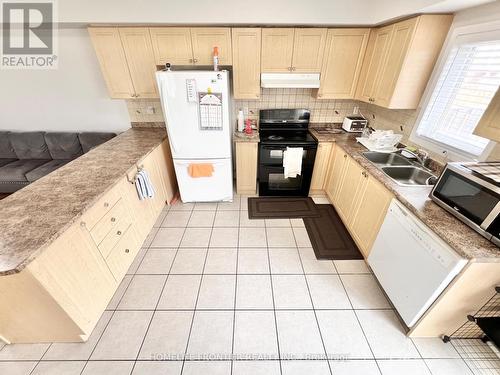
[258,109,318,196]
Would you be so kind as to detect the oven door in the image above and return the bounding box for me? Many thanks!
[259,144,317,196]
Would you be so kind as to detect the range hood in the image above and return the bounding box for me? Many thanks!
[261,73,320,88]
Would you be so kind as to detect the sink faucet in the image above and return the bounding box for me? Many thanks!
[398,148,431,168]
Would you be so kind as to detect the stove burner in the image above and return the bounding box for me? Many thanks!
[268,135,284,141]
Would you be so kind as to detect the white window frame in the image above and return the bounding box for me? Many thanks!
[410,20,500,162]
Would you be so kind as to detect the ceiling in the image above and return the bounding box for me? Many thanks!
[56,0,495,26]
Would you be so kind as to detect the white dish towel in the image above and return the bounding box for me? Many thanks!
[283,147,303,178]
[135,170,156,200]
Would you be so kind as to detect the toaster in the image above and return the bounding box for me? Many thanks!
[342,116,368,133]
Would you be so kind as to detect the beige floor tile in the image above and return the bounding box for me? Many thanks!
[411,338,460,359]
[180,228,212,247]
[182,361,231,375]
[193,202,218,211]
[141,227,158,248]
[217,199,241,211]
[232,361,281,375]
[307,274,351,309]
[239,213,265,227]
[204,248,237,274]
[106,275,133,310]
[127,247,148,274]
[43,311,113,360]
[233,311,278,358]
[153,209,169,228]
[316,310,373,359]
[169,202,195,211]
[290,218,305,227]
[91,311,153,360]
[329,360,380,374]
[269,248,303,274]
[0,362,37,375]
[214,211,240,227]
[237,249,270,274]
[82,361,135,375]
[138,311,194,360]
[281,360,331,375]
[136,249,176,274]
[312,196,330,204]
[265,219,291,227]
[298,247,336,274]
[236,275,273,309]
[334,260,371,274]
[188,211,216,227]
[267,227,296,247]
[377,359,430,374]
[197,275,236,309]
[161,211,191,227]
[424,359,473,375]
[209,227,239,247]
[341,274,391,309]
[272,275,312,309]
[239,227,267,247]
[132,361,182,375]
[186,311,234,358]
[151,228,185,248]
[117,275,166,310]
[0,343,50,360]
[157,275,201,309]
[31,361,86,375]
[170,249,207,274]
[292,227,312,247]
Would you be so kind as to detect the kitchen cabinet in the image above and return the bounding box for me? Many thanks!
[232,28,262,99]
[325,144,348,204]
[335,155,365,223]
[309,142,333,195]
[356,15,453,109]
[474,87,500,142]
[317,28,370,99]
[261,28,327,73]
[149,27,232,66]
[235,142,258,195]
[89,27,158,99]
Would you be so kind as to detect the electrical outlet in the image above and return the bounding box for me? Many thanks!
[400,125,404,132]
[353,106,359,115]
[146,106,156,115]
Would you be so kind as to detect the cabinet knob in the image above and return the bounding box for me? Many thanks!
[189,58,193,63]
[111,217,116,222]
[104,202,109,208]
[136,94,140,98]
[292,67,296,71]
[125,249,130,253]
[193,58,198,63]
[318,94,322,98]
[362,171,368,178]
[117,230,122,235]
[80,221,86,227]
[343,154,347,159]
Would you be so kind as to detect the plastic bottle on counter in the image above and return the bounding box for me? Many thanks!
[237,109,245,132]
[213,46,219,71]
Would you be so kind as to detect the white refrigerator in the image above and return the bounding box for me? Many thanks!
[156,70,233,202]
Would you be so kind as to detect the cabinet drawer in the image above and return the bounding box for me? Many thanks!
[90,199,127,246]
[98,211,132,259]
[106,225,141,281]
[82,184,122,229]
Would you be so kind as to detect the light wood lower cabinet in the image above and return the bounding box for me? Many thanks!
[0,140,176,344]
[324,144,393,256]
[309,142,333,195]
[235,142,258,195]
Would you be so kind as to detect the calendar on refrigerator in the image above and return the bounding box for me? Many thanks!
[198,92,223,130]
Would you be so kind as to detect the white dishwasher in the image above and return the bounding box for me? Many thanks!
[368,199,467,328]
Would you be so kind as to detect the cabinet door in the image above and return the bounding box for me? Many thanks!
[149,27,193,65]
[236,142,258,195]
[335,156,365,223]
[292,28,327,73]
[374,18,417,107]
[350,175,393,257]
[474,87,500,142]
[356,24,393,103]
[232,28,262,99]
[325,145,347,204]
[88,28,135,99]
[119,28,158,98]
[191,28,232,65]
[261,28,295,72]
[310,142,333,193]
[318,29,370,99]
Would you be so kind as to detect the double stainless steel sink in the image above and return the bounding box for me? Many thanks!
[362,151,437,186]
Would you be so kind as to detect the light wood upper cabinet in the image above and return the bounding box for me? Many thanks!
[310,142,333,194]
[149,27,193,65]
[235,142,258,195]
[474,87,500,142]
[261,28,295,72]
[292,28,327,72]
[88,28,135,99]
[119,28,158,98]
[232,28,261,99]
[356,15,453,109]
[191,28,232,65]
[317,28,370,99]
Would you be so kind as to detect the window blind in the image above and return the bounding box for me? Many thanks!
[416,40,500,156]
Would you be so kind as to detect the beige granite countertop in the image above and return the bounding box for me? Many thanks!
[309,130,500,261]
[233,131,260,143]
[0,128,167,276]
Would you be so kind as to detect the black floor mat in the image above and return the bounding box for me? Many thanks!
[248,197,319,219]
[303,204,364,260]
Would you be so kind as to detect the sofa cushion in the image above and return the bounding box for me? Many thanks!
[9,132,51,159]
[0,158,17,168]
[25,159,71,182]
[0,132,17,158]
[44,132,83,160]
[0,159,50,182]
[78,132,116,153]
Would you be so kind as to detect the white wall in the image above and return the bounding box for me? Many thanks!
[0,28,130,133]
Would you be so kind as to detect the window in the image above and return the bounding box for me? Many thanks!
[412,31,500,160]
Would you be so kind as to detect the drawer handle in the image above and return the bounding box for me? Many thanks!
[343,154,347,158]
[111,217,116,222]
[117,231,122,235]
[125,249,130,253]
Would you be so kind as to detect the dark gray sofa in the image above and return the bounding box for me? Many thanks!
[0,131,115,193]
